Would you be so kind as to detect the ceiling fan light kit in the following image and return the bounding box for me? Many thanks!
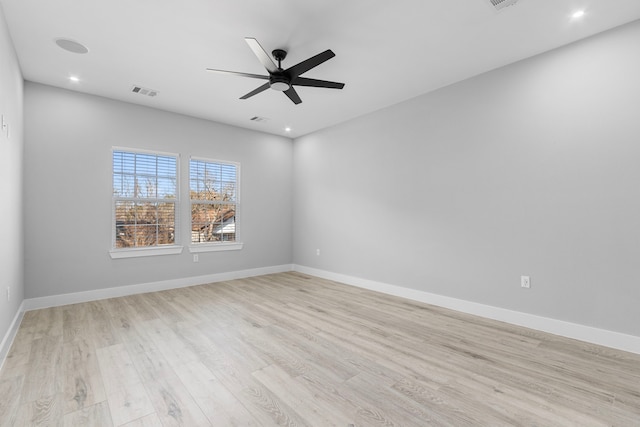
[269,75,290,92]
[207,37,345,105]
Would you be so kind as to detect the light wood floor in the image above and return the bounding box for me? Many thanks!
[1,272,639,426]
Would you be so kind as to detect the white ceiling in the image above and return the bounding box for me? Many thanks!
[2,0,640,138]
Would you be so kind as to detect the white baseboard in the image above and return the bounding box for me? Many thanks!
[293,265,640,355]
[0,301,25,372]
[23,264,294,311]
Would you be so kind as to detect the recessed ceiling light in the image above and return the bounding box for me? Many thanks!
[571,10,585,19]
[285,127,292,132]
[55,38,89,54]
[69,76,80,83]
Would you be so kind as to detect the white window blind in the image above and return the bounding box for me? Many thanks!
[190,158,239,244]
[112,149,178,249]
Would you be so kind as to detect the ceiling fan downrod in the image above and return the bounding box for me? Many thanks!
[272,49,287,70]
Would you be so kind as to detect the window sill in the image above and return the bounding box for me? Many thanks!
[109,245,184,259]
[189,242,244,253]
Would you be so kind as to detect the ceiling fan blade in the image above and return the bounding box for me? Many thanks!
[285,50,335,78]
[245,38,278,73]
[206,68,269,80]
[284,87,302,105]
[240,82,270,100]
[292,76,345,89]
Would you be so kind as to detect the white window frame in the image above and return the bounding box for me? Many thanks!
[110,147,183,259]
[189,156,243,253]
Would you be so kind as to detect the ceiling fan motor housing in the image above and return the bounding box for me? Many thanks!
[269,74,290,91]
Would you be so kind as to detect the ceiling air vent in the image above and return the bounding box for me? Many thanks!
[131,85,158,97]
[250,116,269,123]
[489,0,520,11]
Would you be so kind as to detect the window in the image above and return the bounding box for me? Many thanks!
[190,158,241,250]
[112,149,180,256]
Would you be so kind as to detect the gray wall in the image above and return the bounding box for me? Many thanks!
[293,20,640,337]
[0,5,24,347]
[24,83,292,298]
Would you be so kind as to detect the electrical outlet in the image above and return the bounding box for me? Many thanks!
[193,254,199,263]
[521,276,531,289]
[316,249,320,256]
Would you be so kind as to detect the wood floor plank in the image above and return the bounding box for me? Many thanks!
[62,304,90,345]
[13,393,64,427]
[261,314,406,388]
[63,401,112,426]
[390,376,481,426]
[198,323,271,374]
[19,310,40,329]
[87,301,121,349]
[20,335,64,402]
[0,375,24,427]
[253,363,355,426]
[121,294,159,323]
[62,337,107,414]
[173,360,260,426]
[119,413,162,427]
[138,319,201,368]
[96,344,154,426]
[32,307,64,341]
[1,272,639,426]
[0,326,34,376]
[199,349,310,426]
[143,292,187,324]
[114,319,159,356]
[169,321,217,355]
[127,339,212,425]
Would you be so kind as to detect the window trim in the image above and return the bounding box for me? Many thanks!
[109,245,184,259]
[188,242,243,253]
[111,147,182,258]
[189,156,242,252]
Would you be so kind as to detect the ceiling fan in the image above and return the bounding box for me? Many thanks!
[206,38,345,105]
